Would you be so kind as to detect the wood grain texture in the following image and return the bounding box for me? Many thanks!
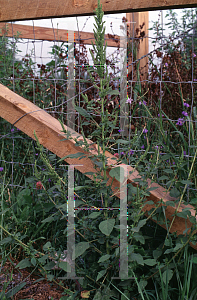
[0,23,120,47]
[0,83,196,250]
[0,0,197,22]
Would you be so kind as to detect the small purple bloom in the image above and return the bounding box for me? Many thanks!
[35,153,38,156]
[155,145,159,149]
[42,168,45,171]
[121,152,125,156]
[17,128,20,131]
[165,63,168,67]
[193,53,196,58]
[176,118,185,126]
[194,79,197,82]
[11,128,14,132]
[144,136,146,139]
[183,151,186,156]
[0,167,3,172]
[173,162,175,165]
[118,129,124,133]
[183,103,190,108]
[158,114,164,117]
[126,98,133,104]
[48,178,51,182]
[141,145,145,149]
[128,150,134,155]
[166,160,169,163]
[143,128,148,133]
[139,101,142,105]
[143,101,147,106]
[182,111,188,117]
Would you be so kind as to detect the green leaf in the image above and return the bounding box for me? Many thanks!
[96,269,106,281]
[43,241,52,251]
[129,253,144,265]
[158,175,169,181]
[153,249,162,260]
[58,152,85,162]
[41,215,55,223]
[31,257,37,266]
[44,261,56,270]
[164,169,173,174]
[177,209,191,219]
[169,188,180,198]
[109,166,126,183]
[116,139,130,144]
[89,212,101,219]
[6,282,26,298]
[133,232,145,244]
[99,219,115,236]
[193,257,197,264]
[75,106,92,119]
[162,269,173,285]
[144,259,157,266]
[98,254,110,263]
[108,89,119,95]
[180,180,194,185]
[93,291,102,300]
[59,261,71,272]
[16,258,32,269]
[0,236,13,245]
[72,242,90,260]
[131,219,146,233]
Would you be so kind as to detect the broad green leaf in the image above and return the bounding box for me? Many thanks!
[98,254,110,263]
[162,269,173,285]
[72,242,90,260]
[89,212,101,219]
[108,89,119,95]
[16,258,32,269]
[75,106,92,119]
[0,236,13,245]
[169,188,180,198]
[59,261,71,272]
[193,257,197,264]
[58,152,85,162]
[96,269,106,281]
[41,215,55,223]
[180,180,194,185]
[131,219,146,233]
[109,166,126,183]
[133,232,145,244]
[153,249,162,260]
[44,261,56,270]
[31,257,37,266]
[99,219,115,236]
[93,291,102,300]
[144,259,157,266]
[129,253,144,265]
[6,282,26,298]
[116,139,130,144]
[158,175,169,181]
[43,241,52,251]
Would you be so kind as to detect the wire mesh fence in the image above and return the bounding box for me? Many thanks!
[1,8,197,204]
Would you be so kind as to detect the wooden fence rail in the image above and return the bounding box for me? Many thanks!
[0,83,196,250]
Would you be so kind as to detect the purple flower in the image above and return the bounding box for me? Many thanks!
[17,128,20,131]
[0,167,3,172]
[182,111,188,117]
[144,136,146,139]
[139,101,142,105]
[42,168,45,171]
[35,153,38,156]
[126,98,133,104]
[193,53,196,58]
[194,79,197,82]
[143,101,147,106]
[158,114,164,117]
[176,118,185,126]
[184,151,186,156]
[11,128,14,132]
[143,128,148,134]
[121,152,125,156]
[141,145,145,149]
[165,63,168,67]
[183,103,190,108]
[155,145,159,149]
[118,129,124,133]
[48,178,51,182]
[128,150,134,155]
[173,162,175,165]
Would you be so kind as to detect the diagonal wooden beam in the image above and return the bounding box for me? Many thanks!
[0,23,120,47]
[0,0,197,23]
[0,83,196,250]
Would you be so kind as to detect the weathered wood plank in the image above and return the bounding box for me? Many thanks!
[0,23,120,47]
[0,0,196,22]
[0,83,196,250]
